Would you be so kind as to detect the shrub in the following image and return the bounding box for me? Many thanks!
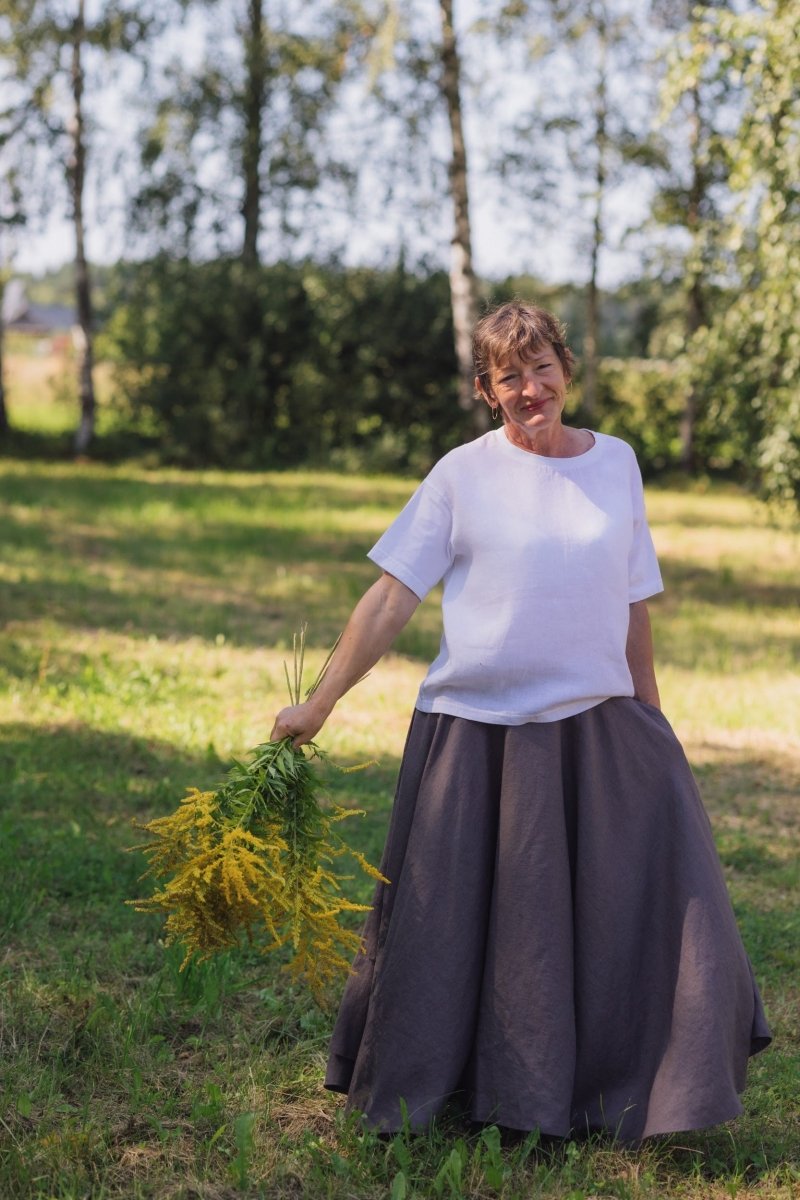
[105,257,466,471]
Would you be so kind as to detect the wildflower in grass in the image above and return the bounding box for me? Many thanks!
[128,629,385,997]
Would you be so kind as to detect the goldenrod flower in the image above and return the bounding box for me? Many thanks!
[128,629,385,998]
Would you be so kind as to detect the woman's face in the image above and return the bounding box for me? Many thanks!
[478,344,568,445]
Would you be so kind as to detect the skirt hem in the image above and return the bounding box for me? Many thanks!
[327,1091,750,1144]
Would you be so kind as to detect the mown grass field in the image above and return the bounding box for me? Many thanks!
[1,405,799,1197]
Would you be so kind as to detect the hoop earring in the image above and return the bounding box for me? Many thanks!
[492,405,499,421]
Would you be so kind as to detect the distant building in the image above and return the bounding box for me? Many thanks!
[2,279,75,336]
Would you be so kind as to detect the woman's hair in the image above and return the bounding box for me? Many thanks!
[472,301,575,397]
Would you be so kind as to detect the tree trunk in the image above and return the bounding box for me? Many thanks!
[242,0,266,267]
[681,83,708,474]
[438,0,483,432]
[681,274,706,474]
[583,271,599,420]
[70,0,95,457]
[0,267,8,436]
[583,16,608,420]
[0,321,8,437]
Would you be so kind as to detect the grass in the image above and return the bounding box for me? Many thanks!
[0,419,799,1196]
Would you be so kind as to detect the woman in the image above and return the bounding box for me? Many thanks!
[271,301,771,1142]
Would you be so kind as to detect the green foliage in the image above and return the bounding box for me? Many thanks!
[570,353,749,478]
[104,256,704,478]
[106,257,314,466]
[105,255,464,472]
[486,274,675,361]
[664,0,800,507]
[9,237,798,495]
[580,357,684,474]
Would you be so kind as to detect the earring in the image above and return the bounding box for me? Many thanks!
[492,406,499,421]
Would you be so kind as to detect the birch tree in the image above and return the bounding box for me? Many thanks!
[70,0,93,453]
[495,0,654,415]
[653,0,733,472]
[0,143,26,437]
[438,0,480,426]
[363,0,483,429]
[130,1,356,265]
[0,0,156,453]
[241,0,265,267]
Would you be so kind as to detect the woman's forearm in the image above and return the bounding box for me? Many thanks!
[270,572,420,745]
[626,599,661,709]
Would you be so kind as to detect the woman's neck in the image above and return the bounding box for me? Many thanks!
[504,422,591,459]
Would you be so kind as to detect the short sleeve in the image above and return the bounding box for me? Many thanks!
[627,453,664,602]
[368,478,454,601]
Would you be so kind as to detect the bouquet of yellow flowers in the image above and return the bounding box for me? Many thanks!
[128,630,385,997]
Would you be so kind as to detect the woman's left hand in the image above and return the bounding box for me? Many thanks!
[626,601,661,710]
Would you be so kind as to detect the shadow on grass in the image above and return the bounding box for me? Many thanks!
[0,468,439,650]
[0,547,446,664]
[659,555,799,611]
[658,1121,800,1184]
[1,719,227,816]
[0,567,308,645]
[0,718,403,941]
[0,492,385,563]
[0,426,165,465]
[0,458,415,513]
[0,721,229,942]
[688,746,800,989]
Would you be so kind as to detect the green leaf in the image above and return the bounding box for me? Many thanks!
[390,1171,408,1200]
[391,1134,413,1174]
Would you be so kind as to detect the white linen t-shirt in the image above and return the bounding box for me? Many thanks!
[368,428,664,724]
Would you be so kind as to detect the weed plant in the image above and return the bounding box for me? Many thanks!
[129,631,384,995]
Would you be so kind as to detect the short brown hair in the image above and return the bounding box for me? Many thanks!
[472,301,575,398]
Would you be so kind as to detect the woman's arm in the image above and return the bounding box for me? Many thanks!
[270,572,420,747]
[626,599,661,709]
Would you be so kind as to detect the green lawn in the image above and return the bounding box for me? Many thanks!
[0,457,798,1199]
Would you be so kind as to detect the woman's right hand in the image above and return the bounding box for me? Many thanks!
[268,572,419,751]
[270,699,330,748]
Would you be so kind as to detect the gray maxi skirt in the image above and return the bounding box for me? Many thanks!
[324,697,772,1142]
